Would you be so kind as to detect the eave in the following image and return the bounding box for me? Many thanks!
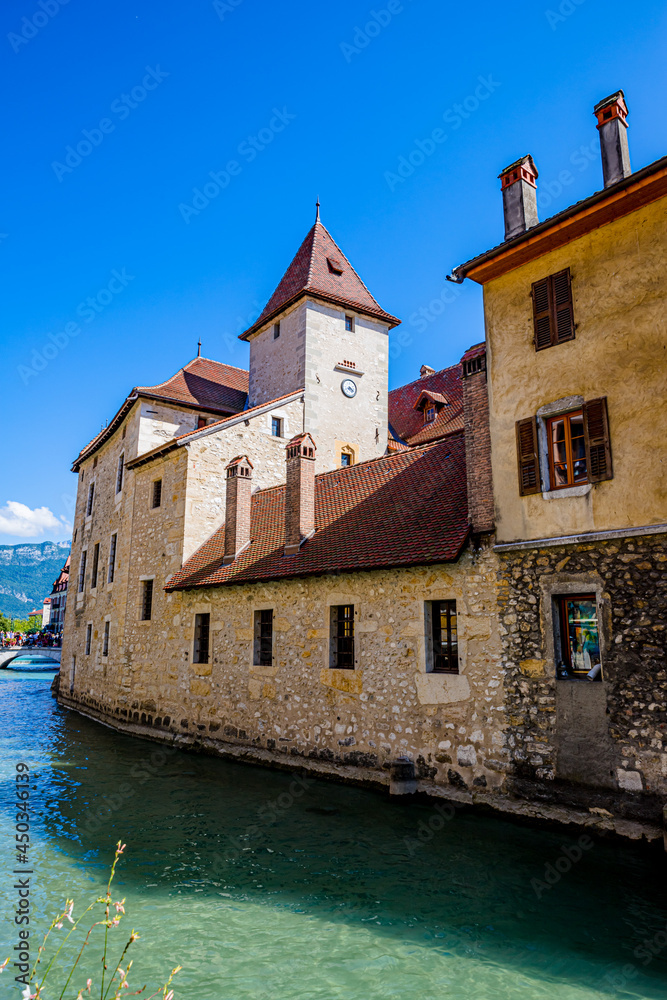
[239,290,401,341]
[452,156,667,285]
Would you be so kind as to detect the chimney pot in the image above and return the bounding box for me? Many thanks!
[594,90,631,188]
[498,155,539,241]
[223,455,253,564]
[284,433,317,556]
[420,365,435,379]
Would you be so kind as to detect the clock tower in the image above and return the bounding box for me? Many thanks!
[239,208,400,472]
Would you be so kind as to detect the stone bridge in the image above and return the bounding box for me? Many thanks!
[0,647,61,669]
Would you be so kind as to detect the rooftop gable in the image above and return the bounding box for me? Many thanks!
[167,435,468,591]
[388,364,463,446]
[240,220,400,340]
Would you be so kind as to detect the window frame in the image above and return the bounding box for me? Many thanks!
[91,543,100,589]
[193,613,210,664]
[102,621,110,657]
[140,579,154,621]
[344,315,355,332]
[107,533,117,584]
[271,416,283,438]
[426,600,459,674]
[531,268,575,351]
[253,609,274,666]
[151,479,162,509]
[86,481,95,517]
[78,550,87,594]
[85,623,92,655]
[330,604,355,670]
[273,321,280,340]
[546,409,588,490]
[115,453,124,494]
[554,593,602,680]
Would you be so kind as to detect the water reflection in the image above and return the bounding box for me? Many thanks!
[1,674,666,1000]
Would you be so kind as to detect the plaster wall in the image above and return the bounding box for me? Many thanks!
[484,198,667,543]
[137,401,222,458]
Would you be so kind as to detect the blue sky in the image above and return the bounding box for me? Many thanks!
[1,0,665,544]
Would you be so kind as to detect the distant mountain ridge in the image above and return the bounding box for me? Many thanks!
[0,541,70,618]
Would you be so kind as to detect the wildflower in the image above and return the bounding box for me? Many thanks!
[65,901,75,924]
[86,979,92,992]
[0,958,10,974]
[113,900,125,914]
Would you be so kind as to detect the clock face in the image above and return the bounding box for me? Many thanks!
[341,378,357,398]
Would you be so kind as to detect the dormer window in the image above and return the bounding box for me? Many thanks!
[327,257,344,275]
[424,406,436,424]
[413,390,447,425]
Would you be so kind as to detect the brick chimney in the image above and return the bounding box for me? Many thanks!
[594,90,631,188]
[499,155,538,240]
[284,433,316,556]
[223,455,253,565]
[461,345,494,534]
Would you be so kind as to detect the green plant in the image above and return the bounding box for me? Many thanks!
[1,843,181,1000]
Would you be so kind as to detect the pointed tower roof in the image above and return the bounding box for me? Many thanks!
[240,218,400,340]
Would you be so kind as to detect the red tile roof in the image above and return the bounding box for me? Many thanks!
[240,221,400,340]
[167,435,468,591]
[135,357,248,413]
[388,364,464,446]
[72,357,249,471]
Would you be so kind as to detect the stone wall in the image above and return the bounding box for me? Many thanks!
[497,531,667,818]
[62,542,511,795]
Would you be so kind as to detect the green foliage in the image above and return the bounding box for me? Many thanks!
[0,542,70,619]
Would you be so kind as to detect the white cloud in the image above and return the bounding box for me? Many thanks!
[0,501,72,539]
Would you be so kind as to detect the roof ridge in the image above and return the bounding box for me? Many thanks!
[389,362,461,394]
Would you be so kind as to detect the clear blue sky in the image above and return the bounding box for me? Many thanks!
[1,0,665,544]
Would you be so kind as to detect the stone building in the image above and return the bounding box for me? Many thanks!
[61,91,666,842]
[450,90,667,831]
[47,554,69,634]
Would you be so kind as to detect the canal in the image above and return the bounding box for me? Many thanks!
[2,670,667,999]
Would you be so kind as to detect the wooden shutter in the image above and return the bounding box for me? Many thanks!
[516,416,541,495]
[584,397,613,482]
[552,269,575,343]
[531,278,553,350]
[531,269,575,350]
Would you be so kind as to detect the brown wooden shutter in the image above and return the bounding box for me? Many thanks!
[552,269,575,343]
[531,278,553,350]
[516,416,541,495]
[584,397,613,482]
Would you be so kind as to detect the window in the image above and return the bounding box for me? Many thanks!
[424,405,436,424]
[340,446,354,468]
[516,398,612,496]
[152,479,162,509]
[197,416,206,429]
[345,315,354,332]
[547,411,587,489]
[531,268,575,350]
[463,355,485,378]
[102,621,110,657]
[70,655,76,693]
[108,533,117,584]
[78,551,87,593]
[555,595,601,680]
[122,425,126,439]
[273,321,280,340]
[91,543,100,589]
[330,605,354,669]
[193,613,210,664]
[254,609,273,666]
[86,482,95,517]
[271,417,283,438]
[115,453,124,494]
[427,600,459,674]
[85,624,92,655]
[140,579,154,621]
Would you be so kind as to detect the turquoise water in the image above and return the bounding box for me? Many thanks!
[1,672,667,999]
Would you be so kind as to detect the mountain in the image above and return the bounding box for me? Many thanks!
[0,541,70,619]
